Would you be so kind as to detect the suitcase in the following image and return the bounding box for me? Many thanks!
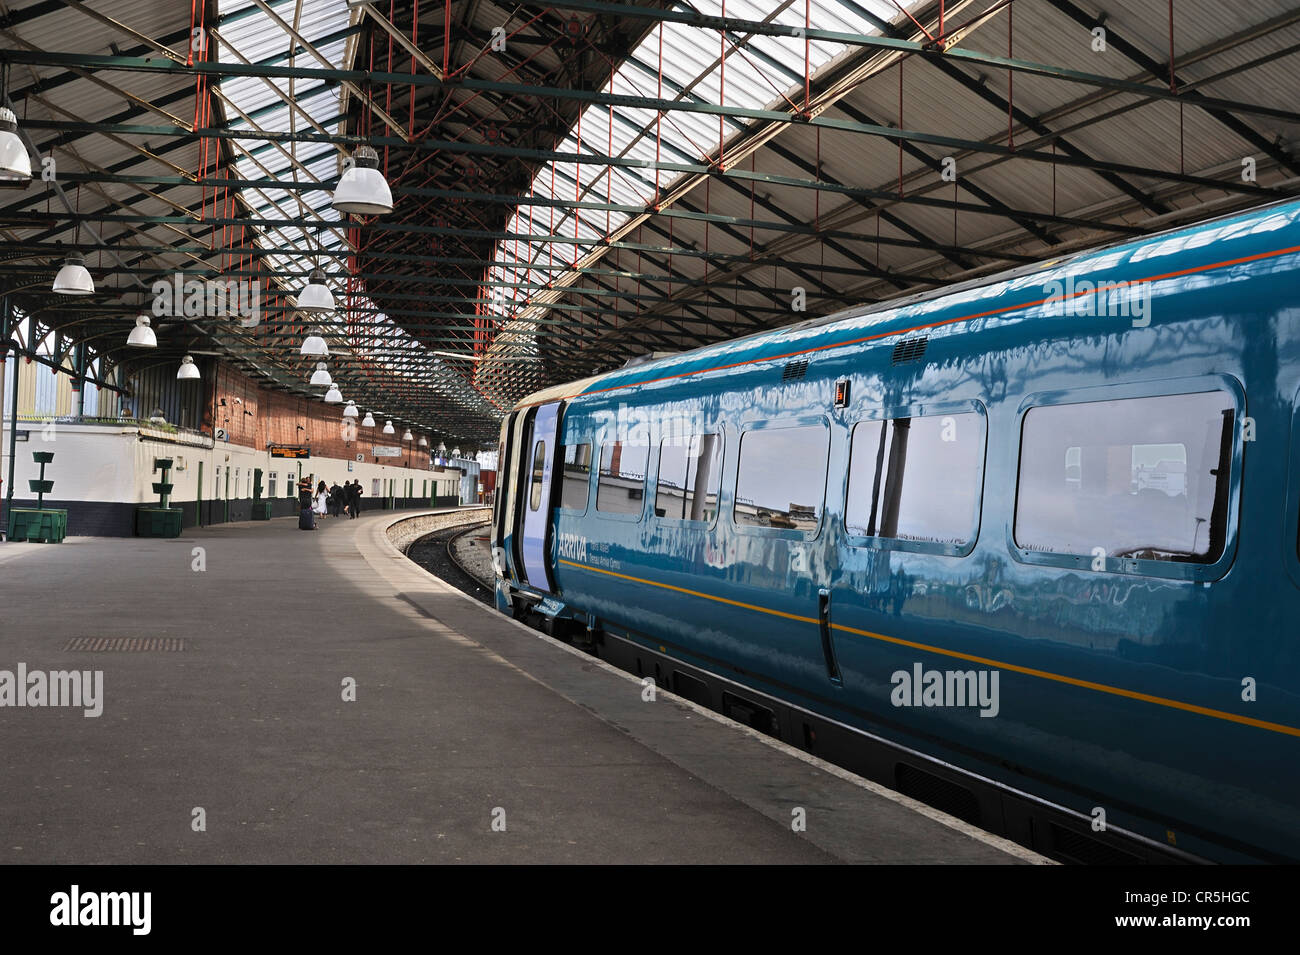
[299,505,316,530]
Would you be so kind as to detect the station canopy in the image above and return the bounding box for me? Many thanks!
[2,0,1297,445]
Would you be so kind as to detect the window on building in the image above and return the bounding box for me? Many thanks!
[1015,390,1235,563]
[268,472,278,498]
[529,441,547,511]
[596,438,650,515]
[560,443,592,510]
[655,433,723,522]
[734,424,829,532]
[846,411,985,546]
[215,466,222,498]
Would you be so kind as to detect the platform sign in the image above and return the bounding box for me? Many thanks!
[270,446,310,459]
[372,445,400,457]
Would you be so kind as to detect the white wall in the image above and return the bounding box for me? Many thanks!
[1,423,460,504]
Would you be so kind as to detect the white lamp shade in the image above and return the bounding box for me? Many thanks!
[436,442,446,452]
[361,412,376,428]
[298,270,335,313]
[127,314,157,348]
[299,332,329,357]
[418,436,428,447]
[52,254,94,295]
[0,108,31,181]
[402,429,414,442]
[342,400,359,418]
[382,420,395,435]
[309,361,332,386]
[323,384,343,404]
[452,448,461,458]
[332,146,393,215]
[177,355,201,380]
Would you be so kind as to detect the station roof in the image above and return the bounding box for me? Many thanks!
[1,0,1297,446]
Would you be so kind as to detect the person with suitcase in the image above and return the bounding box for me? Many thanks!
[298,474,316,530]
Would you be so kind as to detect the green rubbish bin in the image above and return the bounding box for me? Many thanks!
[135,506,184,538]
[7,507,67,543]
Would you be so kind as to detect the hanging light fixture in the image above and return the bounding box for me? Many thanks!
[436,441,447,453]
[382,420,395,435]
[417,436,428,448]
[299,328,329,357]
[342,400,359,419]
[177,355,201,380]
[298,269,335,313]
[126,314,157,348]
[361,411,376,428]
[452,447,461,458]
[402,428,414,442]
[323,383,343,404]
[332,144,393,215]
[309,361,332,387]
[0,106,32,182]
[52,252,94,295]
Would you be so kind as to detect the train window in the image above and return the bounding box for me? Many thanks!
[734,424,829,532]
[528,440,546,512]
[560,443,592,511]
[846,411,985,545]
[655,433,723,522]
[1015,391,1235,563]
[596,439,650,516]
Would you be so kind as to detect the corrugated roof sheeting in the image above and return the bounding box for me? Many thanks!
[1,0,1297,437]
[527,0,1300,365]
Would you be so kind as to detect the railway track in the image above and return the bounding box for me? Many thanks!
[405,519,494,605]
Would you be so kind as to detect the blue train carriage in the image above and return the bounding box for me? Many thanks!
[490,198,1300,864]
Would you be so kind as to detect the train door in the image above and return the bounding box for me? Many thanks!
[494,409,533,582]
[492,411,517,552]
[518,401,563,592]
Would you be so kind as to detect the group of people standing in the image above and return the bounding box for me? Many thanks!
[327,479,364,519]
[297,475,364,530]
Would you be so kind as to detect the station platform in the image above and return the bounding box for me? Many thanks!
[0,509,1044,864]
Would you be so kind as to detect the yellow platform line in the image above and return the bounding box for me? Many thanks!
[558,558,1300,738]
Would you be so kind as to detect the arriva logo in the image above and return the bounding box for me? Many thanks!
[557,533,587,562]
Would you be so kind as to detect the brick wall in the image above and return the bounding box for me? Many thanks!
[204,364,431,470]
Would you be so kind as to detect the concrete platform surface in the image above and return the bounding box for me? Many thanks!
[0,509,1044,864]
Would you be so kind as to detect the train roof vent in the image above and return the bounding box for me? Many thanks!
[782,359,809,381]
[891,336,929,365]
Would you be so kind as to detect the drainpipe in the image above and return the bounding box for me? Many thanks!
[4,297,20,535]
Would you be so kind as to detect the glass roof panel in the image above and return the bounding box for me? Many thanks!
[485,0,923,346]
